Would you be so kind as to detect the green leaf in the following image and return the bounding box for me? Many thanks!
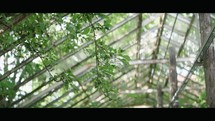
[83,27,91,35]
[119,58,129,66]
[120,54,131,61]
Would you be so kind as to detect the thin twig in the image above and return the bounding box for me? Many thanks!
[86,14,100,86]
[26,41,58,82]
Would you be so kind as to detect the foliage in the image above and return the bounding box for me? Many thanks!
[84,14,131,100]
[195,90,207,108]
[1,13,132,107]
[0,80,16,107]
[126,94,151,106]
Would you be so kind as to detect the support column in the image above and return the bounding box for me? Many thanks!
[199,13,215,107]
[169,47,179,108]
[156,84,163,108]
[135,13,142,88]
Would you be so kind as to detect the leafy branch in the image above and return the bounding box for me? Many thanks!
[86,13,131,100]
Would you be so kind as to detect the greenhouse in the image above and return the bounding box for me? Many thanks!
[0,13,214,108]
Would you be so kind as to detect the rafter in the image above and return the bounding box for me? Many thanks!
[177,14,196,57]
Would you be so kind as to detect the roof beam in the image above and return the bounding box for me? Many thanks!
[147,14,167,85]
[177,15,196,57]
[129,57,195,65]
[164,13,178,58]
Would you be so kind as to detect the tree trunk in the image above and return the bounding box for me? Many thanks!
[199,13,215,107]
[169,47,179,108]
